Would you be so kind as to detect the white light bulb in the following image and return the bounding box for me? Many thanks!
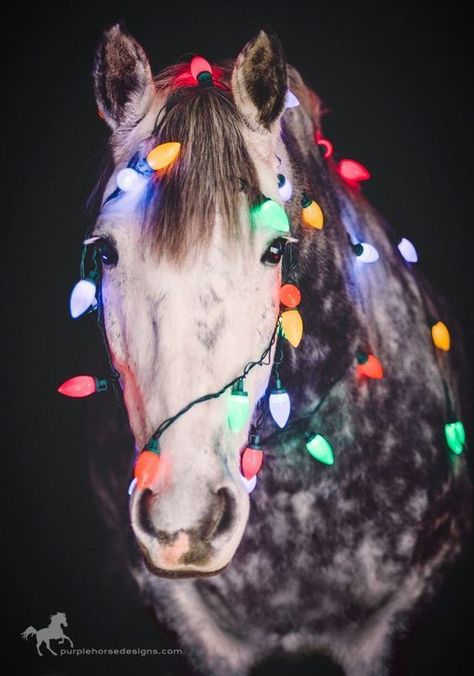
[116,167,140,191]
[269,390,291,428]
[398,237,418,263]
[128,478,137,496]
[240,474,257,494]
[285,90,300,109]
[356,242,379,263]
[69,278,97,318]
[278,175,293,201]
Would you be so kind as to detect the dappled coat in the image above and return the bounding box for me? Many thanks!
[85,25,472,676]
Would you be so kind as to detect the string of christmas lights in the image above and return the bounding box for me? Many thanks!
[60,54,467,495]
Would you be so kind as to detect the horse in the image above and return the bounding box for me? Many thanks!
[74,24,471,675]
[21,612,73,656]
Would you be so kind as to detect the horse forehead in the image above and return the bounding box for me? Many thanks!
[142,241,262,297]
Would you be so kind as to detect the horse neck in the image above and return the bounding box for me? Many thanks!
[264,115,447,444]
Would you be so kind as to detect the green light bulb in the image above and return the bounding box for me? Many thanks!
[228,379,250,432]
[250,199,290,233]
[305,433,334,465]
[444,421,466,455]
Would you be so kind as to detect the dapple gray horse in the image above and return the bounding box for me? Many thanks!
[84,24,471,675]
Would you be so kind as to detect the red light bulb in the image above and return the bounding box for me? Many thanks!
[314,131,334,159]
[356,353,384,379]
[337,159,371,187]
[190,56,212,82]
[279,283,301,308]
[241,434,263,480]
[57,375,107,398]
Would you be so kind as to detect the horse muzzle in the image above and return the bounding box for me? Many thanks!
[129,479,250,577]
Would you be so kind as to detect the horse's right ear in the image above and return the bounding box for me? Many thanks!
[93,23,155,131]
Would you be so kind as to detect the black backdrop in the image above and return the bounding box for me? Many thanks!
[4,2,473,675]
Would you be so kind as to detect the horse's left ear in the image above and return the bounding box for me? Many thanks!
[93,23,155,131]
[232,30,287,132]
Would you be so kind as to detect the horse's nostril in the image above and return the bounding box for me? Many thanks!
[137,489,159,537]
[133,482,238,551]
[205,487,236,542]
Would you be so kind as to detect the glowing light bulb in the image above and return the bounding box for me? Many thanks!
[277,174,293,201]
[281,309,303,348]
[134,438,161,490]
[190,55,213,82]
[69,274,97,318]
[305,433,334,465]
[431,321,451,351]
[444,421,466,455]
[116,167,140,191]
[398,237,418,263]
[241,433,263,480]
[250,199,289,233]
[228,379,250,432]
[240,473,257,493]
[279,283,301,308]
[285,90,299,108]
[301,195,324,230]
[356,353,384,379]
[146,142,181,171]
[128,478,137,496]
[352,242,379,263]
[57,375,108,398]
[269,378,291,428]
[314,131,334,159]
[337,159,371,187]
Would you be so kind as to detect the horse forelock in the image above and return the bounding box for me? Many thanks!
[91,61,272,263]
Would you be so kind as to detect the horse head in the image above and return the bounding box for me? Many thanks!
[91,25,300,577]
[52,612,68,628]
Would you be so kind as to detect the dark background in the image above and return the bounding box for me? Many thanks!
[3,2,473,674]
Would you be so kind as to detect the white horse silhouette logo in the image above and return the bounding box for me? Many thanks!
[21,611,73,655]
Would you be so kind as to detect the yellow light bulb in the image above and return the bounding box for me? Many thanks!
[146,142,181,171]
[301,197,324,229]
[431,321,451,351]
[281,309,303,348]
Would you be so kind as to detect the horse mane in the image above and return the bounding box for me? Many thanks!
[90,61,324,262]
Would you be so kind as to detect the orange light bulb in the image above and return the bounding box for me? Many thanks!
[146,142,181,171]
[356,354,384,379]
[134,450,160,490]
[279,284,301,308]
[281,309,303,347]
[301,196,324,229]
[431,321,451,351]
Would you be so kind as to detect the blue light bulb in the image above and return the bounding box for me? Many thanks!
[398,237,418,263]
[269,378,291,428]
[277,174,293,201]
[116,167,140,191]
[353,242,379,263]
[69,275,97,319]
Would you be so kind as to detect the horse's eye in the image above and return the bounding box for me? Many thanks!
[96,238,118,267]
[261,237,286,265]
